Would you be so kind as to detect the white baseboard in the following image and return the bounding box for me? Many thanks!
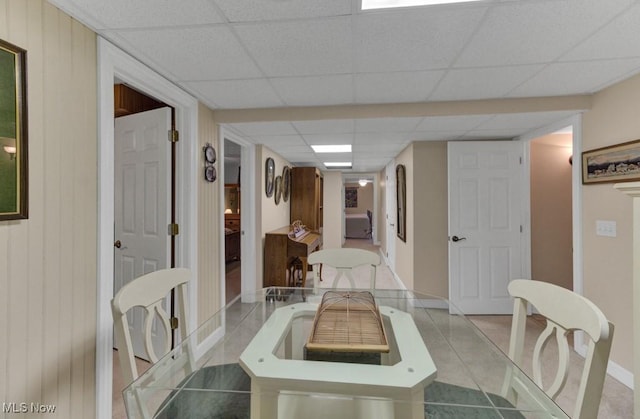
[575,339,633,389]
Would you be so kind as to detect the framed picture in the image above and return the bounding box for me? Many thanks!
[582,139,640,184]
[0,39,28,220]
[396,164,406,242]
[345,187,358,208]
[265,157,275,197]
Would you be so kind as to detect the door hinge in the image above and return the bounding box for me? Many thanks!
[170,317,179,330]
[168,223,179,236]
[520,225,523,233]
[519,156,522,164]
[169,129,179,143]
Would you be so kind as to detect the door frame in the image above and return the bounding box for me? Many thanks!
[96,38,199,419]
[341,172,379,244]
[517,113,583,343]
[218,126,258,303]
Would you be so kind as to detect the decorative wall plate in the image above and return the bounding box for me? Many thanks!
[282,166,291,202]
[274,175,282,205]
[205,165,217,182]
[265,157,275,197]
[203,143,216,164]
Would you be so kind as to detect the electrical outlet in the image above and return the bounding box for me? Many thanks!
[596,220,616,237]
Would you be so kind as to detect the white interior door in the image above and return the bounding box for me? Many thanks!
[385,160,396,271]
[448,141,524,314]
[114,107,171,360]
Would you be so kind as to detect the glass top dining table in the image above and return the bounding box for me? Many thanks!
[123,287,569,419]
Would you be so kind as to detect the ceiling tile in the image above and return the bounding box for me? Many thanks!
[508,59,640,97]
[301,133,355,145]
[474,111,577,132]
[62,0,225,29]
[354,71,444,103]
[185,79,284,109]
[234,17,353,77]
[455,0,633,67]
[355,117,423,133]
[353,7,487,72]
[226,121,298,136]
[292,119,355,134]
[562,3,640,61]
[242,135,307,147]
[354,132,410,144]
[414,115,491,131]
[213,0,351,22]
[111,26,262,81]
[428,65,544,101]
[270,75,354,106]
[411,131,467,141]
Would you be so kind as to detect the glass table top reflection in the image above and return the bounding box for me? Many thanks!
[123,287,569,419]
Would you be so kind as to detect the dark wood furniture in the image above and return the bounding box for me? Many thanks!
[224,213,240,231]
[225,230,240,262]
[290,167,323,232]
[263,226,321,287]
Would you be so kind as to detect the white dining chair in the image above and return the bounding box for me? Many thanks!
[307,248,380,291]
[111,267,191,385]
[503,279,614,419]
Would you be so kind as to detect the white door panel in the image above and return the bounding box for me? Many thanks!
[449,141,524,314]
[114,107,171,360]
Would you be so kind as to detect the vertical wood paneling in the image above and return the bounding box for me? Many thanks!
[25,0,45,410]
[0,1,97,417]
[197,104,222,326]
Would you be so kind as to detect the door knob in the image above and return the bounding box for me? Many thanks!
[114,240,122,248]
[451,235,466,242]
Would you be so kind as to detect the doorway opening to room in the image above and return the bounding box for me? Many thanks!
[529,126,574,292]
[224,138,242,304]
[343,173,377,250]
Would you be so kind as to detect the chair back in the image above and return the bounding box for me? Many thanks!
[308,248,380,291]
[504,279,614,419]
[112,268,191,385]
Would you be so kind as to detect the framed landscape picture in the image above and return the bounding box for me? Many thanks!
[582,139,640,184]
[0,39,28,220]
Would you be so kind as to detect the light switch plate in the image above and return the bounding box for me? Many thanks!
[596,220,617,237]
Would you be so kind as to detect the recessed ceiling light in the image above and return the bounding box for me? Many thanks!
[324,162,352,168]
[361,0,484,10]
[311,144,352,153]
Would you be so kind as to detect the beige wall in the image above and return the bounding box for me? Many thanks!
[254,145,291,289]
[0,1,97,417]
[322,171,343,249]
[582,74,640,374]
[345,182,373,214]
[530,135,573,290]
[412,142,449,297]
[197,105,222,324]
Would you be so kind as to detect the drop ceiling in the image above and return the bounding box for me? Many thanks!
[49,0,640,172]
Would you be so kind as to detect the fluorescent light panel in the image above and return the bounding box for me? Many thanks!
[311,144,352,153]
[324,162,352,167]
[362,0,484,10]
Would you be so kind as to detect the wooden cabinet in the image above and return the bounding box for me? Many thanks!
[290,167,323,232]
[225,230,240,262]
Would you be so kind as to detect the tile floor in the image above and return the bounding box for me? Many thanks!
[112,238,633,418]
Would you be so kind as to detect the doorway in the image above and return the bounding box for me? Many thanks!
[97,38,199,419]
[224,138,242,304]
[529,127,574,291]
